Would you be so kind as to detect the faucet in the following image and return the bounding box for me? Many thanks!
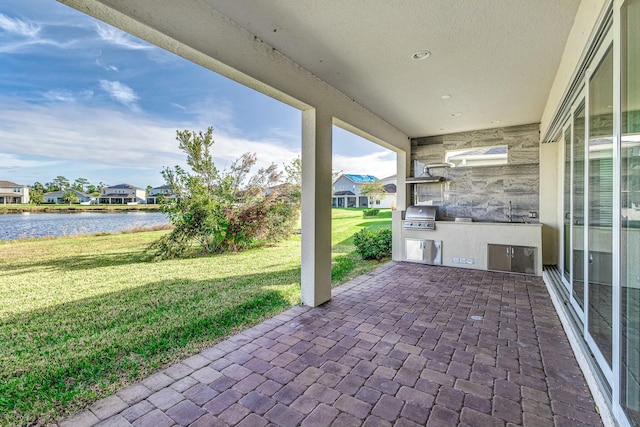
[508,201,512,223]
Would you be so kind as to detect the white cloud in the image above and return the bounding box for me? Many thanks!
[42,89,93,103]
[0,13,40,38]
[0,13,76,53]
[332,151,396,179]
[99,80,139,109]
[96,59,118,72]
[0,96,392,185]
[0,98,299,178]
[0,153,58,169]
[0,38,76,53]
[95,23,153,50]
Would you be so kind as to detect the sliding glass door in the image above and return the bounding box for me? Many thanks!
[621,0,640,423]
[587,45,614,369]
[573,100,586,313]
[558,2,640,424]
[563,122,572,288]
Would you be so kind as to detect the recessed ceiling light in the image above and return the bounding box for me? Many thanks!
[441,94,451,99]
[412,50,431,60]
[451,112,462,117]
[490,120,501,124]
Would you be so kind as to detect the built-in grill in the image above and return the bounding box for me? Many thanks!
[403,205,437,231]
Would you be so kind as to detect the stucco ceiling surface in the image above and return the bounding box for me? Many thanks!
[203,0,580,137]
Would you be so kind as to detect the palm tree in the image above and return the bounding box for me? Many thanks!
[62,189,79,205]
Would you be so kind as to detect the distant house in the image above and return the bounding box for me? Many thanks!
[331,174,379,208]
[99,184,146,205]
[146,185,174,204]
[0,180,30,204]
[43,189,96,204]
[376,175,397,209]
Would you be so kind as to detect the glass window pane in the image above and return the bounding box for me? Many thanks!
[622,0,640,423]
[588,46,613,367]
[564,128,572,284]
[573,101,586,310]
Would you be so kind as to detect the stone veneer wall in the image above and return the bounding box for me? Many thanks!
[411,123,540,222]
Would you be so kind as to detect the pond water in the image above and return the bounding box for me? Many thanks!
[0,212,169,241]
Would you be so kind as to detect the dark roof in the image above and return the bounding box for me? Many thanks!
[152,185,172,190]
[108,183,141,190]
[344,174,379,183]
[0,180,22,187]
[384,183,396,193]
[334,190,355,196]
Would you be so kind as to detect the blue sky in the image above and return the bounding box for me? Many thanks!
[0,0,396,189]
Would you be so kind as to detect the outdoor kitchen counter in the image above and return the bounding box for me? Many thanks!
[402,221,543,275]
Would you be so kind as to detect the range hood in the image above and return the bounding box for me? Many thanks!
[405,176,445,183]
[406,162,452,183]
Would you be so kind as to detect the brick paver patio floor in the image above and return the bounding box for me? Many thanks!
[59,262,603,427]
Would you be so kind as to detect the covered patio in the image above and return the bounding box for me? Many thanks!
[60,264,602,427]
[56,0,639,424]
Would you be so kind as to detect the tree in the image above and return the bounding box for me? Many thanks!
[74,178,89,192]
[30,191,44,205]
[31,182,45,193]
[150,127,300,259]
[62,189,79,205]
[53,176,70,191]
[332,170,342,185]
[359,181,386,206]
[45,181,59,192]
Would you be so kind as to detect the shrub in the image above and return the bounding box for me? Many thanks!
[149,127,300,259]
[362,208,380,218]
[352,228,392,260]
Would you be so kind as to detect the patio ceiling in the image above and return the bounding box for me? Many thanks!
[203,0,581,137]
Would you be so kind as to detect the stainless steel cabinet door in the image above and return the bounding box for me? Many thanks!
[405,238,425,262]
[487,244,512,272]
[512,246,536,275]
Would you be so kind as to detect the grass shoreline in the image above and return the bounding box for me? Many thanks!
[0,208,391,426]
[0,204,161,214]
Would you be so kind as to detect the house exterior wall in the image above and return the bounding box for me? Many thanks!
[373,193,395,209]
[538,2,640,425]
[541,0,611,141]
[0,184,29,204]
[100,186,146,204]
[43,190,93,204]
[332,176,359,195]
[540,140,560,265]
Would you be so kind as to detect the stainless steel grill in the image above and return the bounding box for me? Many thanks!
[403,205,437,230]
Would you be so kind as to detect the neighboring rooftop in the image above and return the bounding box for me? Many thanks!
[343,174,379,183]
[107,184,142,190]
[0,181,23,187]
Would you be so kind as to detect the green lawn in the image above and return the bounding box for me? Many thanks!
[0,208,390,426]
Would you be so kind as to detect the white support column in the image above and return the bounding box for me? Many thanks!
[392,150,409,261]
[301,108,333,307]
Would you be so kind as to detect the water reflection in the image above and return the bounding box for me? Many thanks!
[0,212,169,241]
